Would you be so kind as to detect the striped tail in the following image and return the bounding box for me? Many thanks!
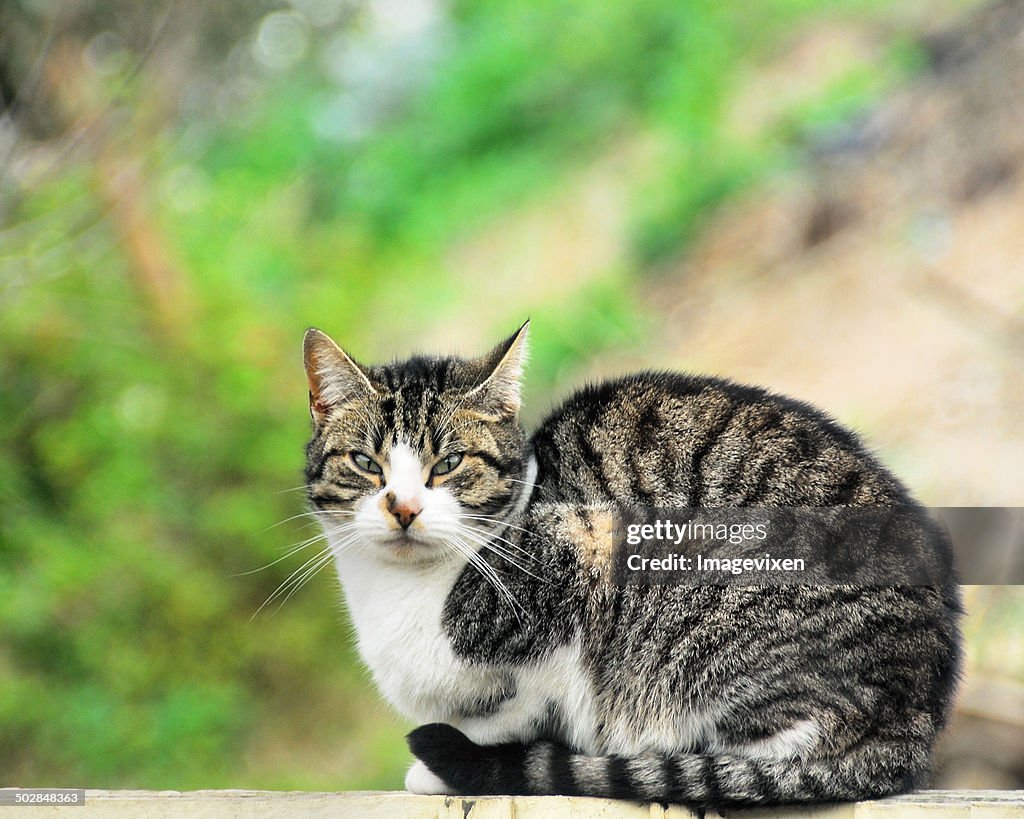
[407,723,923,808]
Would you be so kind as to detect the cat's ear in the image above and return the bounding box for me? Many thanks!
[466,320,529,416]
[303,328,376,425]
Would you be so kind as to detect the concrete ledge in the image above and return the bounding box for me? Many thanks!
[0,790,1022,818]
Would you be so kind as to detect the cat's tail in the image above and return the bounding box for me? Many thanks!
[407,723,923,808]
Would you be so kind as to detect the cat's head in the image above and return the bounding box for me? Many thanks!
[302,323,532,564]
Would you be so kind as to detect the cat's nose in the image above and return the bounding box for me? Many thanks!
[387,494,423,530]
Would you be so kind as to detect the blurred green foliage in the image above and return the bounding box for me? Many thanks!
[0,0,936,790]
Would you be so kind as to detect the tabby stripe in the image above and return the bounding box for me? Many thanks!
[793,428,820,460]
[703,755,722,805]
[827,469,863,504]
[551,745,579,795]
[469,450,509,474]
[749,759,780,803]
[307,425,327,453]
[742,463,775,504]
[690,401,738,505]
[662,755,679,800]
[577,430,613,500]
[461,490,515,514]
[606,756,632,800]
[379,396,396,435]
[437,359,454,392]
[714,454,749,504]
[424,393,444,453]
[309,448,348,481]
[634,401,661,446]
[628,450,657,504]
[310,487,357,505]
[800,764,833,800]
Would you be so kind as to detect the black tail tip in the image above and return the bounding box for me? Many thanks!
[407,722,476,760]
[407,723,482,793]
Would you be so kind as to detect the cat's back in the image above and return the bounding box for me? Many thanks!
[529,371,908,507]
[525,372,961,749]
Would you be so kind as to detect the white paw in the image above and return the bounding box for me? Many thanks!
[405,759,456,795]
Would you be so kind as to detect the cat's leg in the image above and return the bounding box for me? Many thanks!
[455,701,539,746]
[454,644,597,752]
[405,759,457,795]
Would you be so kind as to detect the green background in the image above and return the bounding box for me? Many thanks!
[3,0,1017,792]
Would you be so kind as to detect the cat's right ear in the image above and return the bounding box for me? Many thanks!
[303,328,376,425]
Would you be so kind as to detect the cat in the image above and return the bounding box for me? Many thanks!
[301,321,962,809]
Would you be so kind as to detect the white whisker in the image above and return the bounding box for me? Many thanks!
[237,520,355,577]
[250,528,361,616]
[440,534,526,621]
[458,513,540,538]
[251,545,333,618]
[457,518,550,567]
[274,483,316,495]
[259,508,352,534]
[454,525,552,585]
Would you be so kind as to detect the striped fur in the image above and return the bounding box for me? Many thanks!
[301,325,962,809]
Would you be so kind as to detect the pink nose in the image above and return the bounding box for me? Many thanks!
[387,495,423,530]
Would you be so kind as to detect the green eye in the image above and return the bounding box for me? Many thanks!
[351,451,383,474]
[431,453,463,476]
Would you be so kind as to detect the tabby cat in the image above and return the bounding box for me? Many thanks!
[301,322,961,808]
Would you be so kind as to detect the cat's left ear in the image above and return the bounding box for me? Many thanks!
[466,320,529,416]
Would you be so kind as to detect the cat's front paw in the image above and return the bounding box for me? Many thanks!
[405,759,456,795]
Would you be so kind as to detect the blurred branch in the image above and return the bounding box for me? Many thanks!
[42,36,193,341]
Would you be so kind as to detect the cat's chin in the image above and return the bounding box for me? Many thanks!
[372,532,453,566]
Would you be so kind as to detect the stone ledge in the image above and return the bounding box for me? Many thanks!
[0,790,1022,817]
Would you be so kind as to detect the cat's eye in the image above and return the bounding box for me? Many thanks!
[350,451,383,475]
[431,453,463,476]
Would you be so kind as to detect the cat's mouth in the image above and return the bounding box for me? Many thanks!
[382,528,433,548]
[377,528,451,564]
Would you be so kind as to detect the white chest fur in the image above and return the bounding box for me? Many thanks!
[333,548,497,723]
[332,544,600,752]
